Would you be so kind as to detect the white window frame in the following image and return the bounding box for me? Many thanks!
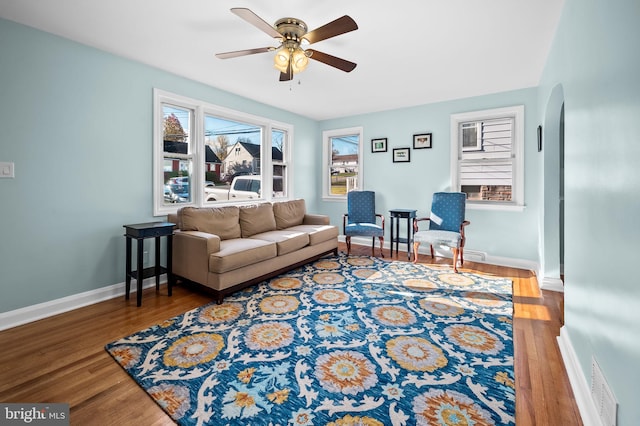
[271,126,292,200]
[450,105,525,211]
[322,127,364,201]
[153,89,293,216]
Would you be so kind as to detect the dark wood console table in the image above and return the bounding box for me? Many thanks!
[124,222,175,307]
[389,209,417,260]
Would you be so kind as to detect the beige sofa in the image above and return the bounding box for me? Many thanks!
[168,199,338,302]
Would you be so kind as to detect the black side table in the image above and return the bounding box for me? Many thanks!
[389,209,417,260]
[124,222,175,307]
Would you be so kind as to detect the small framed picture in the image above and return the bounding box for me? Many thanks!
[371,138,387,153]
[413,133,432,149]
[393,148,411,163]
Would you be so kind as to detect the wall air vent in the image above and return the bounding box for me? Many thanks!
[590,357,617,426]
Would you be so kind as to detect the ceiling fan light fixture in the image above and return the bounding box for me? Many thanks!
[273,47,290,73]
[291,47,309,73]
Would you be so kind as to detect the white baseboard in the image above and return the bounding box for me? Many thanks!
[0,275,166,332]
[557,326,597,426]
[342,236,540,274]
[0,240,553,331]
[539,276,565,292]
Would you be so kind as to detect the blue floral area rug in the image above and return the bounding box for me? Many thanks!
[106,255,515,425]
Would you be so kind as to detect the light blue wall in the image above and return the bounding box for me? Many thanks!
[317,89,541,262]
[0,18,317,313]
[0,17,545,318]
[539,1,640,424]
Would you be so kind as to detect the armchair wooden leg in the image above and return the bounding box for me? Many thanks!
[346,236,352,255]
[452,247,459,273]
[413,242,420,263]
[378,236,384,258]
[371,237,375,257]
[430,245,435,258]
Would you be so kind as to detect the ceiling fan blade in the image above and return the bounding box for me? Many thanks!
[215,47,273,59]
[306,49,357,73]
[231,8,282,39]
[303,15,358,44]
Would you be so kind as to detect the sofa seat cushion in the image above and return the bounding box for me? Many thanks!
[209,238,277,274]
[180,206,241,240]
[286,224,339,246]
[250,230,310,256]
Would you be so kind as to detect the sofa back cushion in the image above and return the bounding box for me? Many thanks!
[273,199,306,230]
[240,203,277,237]
[179,206,241,240]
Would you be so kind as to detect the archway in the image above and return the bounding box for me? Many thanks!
[540,84,565,291]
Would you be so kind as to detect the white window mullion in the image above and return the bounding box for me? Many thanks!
[191,106,204,206]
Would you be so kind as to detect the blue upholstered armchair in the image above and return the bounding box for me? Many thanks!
[413,192,470,272]
[343,191,385,257]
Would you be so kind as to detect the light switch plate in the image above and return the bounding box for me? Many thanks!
[0,162,15,178]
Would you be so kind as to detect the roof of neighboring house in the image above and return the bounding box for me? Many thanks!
[164,140,221,163]
[235,141,283,161]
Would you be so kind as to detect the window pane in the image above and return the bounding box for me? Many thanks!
[163,104,192,205]
[462,122,480,151]
[163,159,191,205]
[163,105,190,144]
[462,185,512,202]
[329,135,359,196]
[204,115,261,203]
[458,116,515,203]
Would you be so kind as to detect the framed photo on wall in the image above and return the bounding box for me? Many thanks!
[413,133,432,149]
[393,148,411,163]
[371,138,387,153]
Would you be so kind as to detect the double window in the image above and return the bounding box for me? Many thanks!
[450,105,524,210]
[153,89,292,215]
[322,127,363,200]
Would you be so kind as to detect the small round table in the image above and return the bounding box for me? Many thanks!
[389,209,417,260]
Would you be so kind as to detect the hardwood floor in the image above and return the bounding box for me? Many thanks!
[0,243,582,425]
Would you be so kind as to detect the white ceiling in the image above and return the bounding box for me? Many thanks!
[0,0,564,120]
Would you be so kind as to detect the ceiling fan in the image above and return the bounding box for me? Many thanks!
[215,8,358,82]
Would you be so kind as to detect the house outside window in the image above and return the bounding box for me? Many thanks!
[450,105,524,210]
[322,127,363,200]
[154,89,292,215]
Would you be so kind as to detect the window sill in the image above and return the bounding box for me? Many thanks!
[322,196,347,202]
[466,202,525,212]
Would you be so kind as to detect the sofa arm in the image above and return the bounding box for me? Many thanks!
[173,231,221,285]
[303,214,330,225]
